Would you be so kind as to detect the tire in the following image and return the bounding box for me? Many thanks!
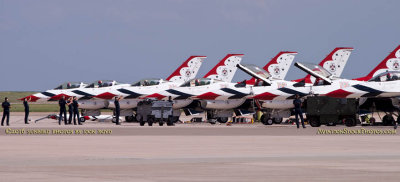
[266,118,273,125]
[217,117,228,123]
[159,120,164,126]
[125,115,135,122]
[112,117,116,123]
[79,117,86,123]
[260,114,267,125]
[148,117,154,126]
[139,117,145,126]
[345,118,356,127]
[382,115,395,126]
[273,118,283,124]
[309,116,321,127]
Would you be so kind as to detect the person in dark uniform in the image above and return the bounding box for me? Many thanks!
[58,96,67,125]
[72,96,82,125]
[1,97,11,126]
[293,94,306,129]
[114,96,122,125]
[66,97,73,125]
[23,97,31,124]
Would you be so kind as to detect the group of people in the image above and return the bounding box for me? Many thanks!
[58,96,82,125]
[0,95,123,126]
[58,95,122,125]
[0,97,30,126]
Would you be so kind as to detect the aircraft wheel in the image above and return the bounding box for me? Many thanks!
[382,114,395,126]
[260,114,268,125]
[125,115,135,122]
[345,117,356,127]
[266,118,273,125]
[217,117,228,123]
[273,118,283,124]
[309,116,321,127]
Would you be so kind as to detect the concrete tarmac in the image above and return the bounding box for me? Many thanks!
[0,113,399,182]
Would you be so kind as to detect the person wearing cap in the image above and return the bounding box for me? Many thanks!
[72,96,82,125]
[1,97,11,126]
[58,96,67,125]
[293,94,306,129]
[66,97,73,124]
[114,96,122,125]
[23,97,31,124]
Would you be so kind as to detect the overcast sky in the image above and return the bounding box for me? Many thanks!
[1,0,400,91]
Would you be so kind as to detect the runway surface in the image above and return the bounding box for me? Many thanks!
[0,113,399,181]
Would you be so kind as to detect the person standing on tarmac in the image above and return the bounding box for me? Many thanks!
[293,94,306,129]
[66,97,73,125]
[114,96,122,125]
[1,97,11,126]
[58,96,67,125]
[72,96,82,125]
[23,97,31,124]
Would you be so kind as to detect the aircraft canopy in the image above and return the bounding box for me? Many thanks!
[131,78,166,86]
[54,82,83,90]
[180,78,222,87]
[369,71,400,82]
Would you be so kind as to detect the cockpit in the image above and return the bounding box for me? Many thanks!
[85,80,119,88]
[180,78,222,87]
[237,64,272,86]
[298,62,332,78]
[242,64,272,80]
[369,71,400,82]
[294,62,334,86]
[54,82,84,90]
[131,78,165,86]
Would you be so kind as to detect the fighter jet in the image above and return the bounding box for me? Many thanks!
[20,55,205,104]
[193,47,353,123]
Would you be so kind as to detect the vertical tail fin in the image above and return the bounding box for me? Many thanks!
[166,56,206,83]
[292,47,353,84]
[319,47,353,77]
[263,51,297,79]
[354,45,400,81]
[203,54,244,82]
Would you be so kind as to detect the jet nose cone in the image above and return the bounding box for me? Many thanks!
[145,93,166,100]
[94,92,117,100]
[195,92,220,100]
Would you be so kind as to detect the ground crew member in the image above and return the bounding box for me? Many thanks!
[114,96,122,125]
[1,97,11,126]
[23,97,31,124]
[72,96,82,125]
[58,96,67,125]
[293,94,306,129]
[67,97,73,125]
